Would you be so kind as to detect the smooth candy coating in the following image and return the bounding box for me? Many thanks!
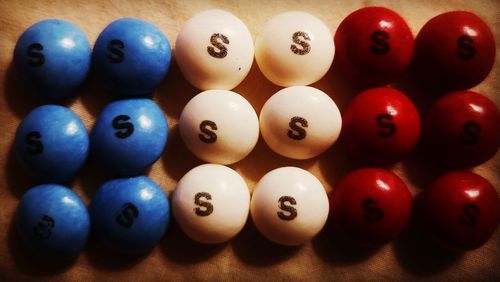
[90,99,168,176]
[90,176,170,253]
[14,105,89,183]
[419,171,500,250]
[413,11,495,91]
[341,87,421,164]
[334,7,414,86]
[92,18,171,96]
[179,90,259,164]
[13,19,91,99]
[259,86,341,159]
[172,164,250,244]
[330,168,412,246]
[423,91,500,168]
[251,167,329,246]
[16,184,90,259]
[255,11,335,86]
[175,9,254,90]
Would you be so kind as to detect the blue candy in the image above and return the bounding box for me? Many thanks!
[13,19,91,99]
[90,98,168,176]
[16,184,90,259]
[14,105,89,183]
[92,18,172,97]
[90,176,170,253]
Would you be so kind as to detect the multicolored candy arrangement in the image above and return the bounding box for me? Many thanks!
[10,7,499,259]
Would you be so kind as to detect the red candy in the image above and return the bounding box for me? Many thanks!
[419,171,500,251]
[342,87,421,164]
[423,91,500,168]
[330,168,413,246]
[414,11,495,91]
[334,7,414,86]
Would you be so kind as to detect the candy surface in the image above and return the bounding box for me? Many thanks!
[334,7,414,86]
[92,18,171,96]
[259,86,342,159]
[90,99,168,176]
[413,11,495,90]
[175,9,254,90]
[14,105,89,183]
[13,19,91,99]
[251,167,329,246]
[90,176,170,253]
[16,184,90,259]
[419,171,500,250]
[179,90,259,164]
[422,91,500,168]
[172,164,250,244]
[341,87,421,164]
[330,168,412,245]
[255,11,334,86]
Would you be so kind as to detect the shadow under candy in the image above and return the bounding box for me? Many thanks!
[82,231,150,271]
[311,218,382,265]
[7,214,77,276]
[158,217,227,265]
[230,217,302,267]
[392,195,463,276]
[5,140,37,199]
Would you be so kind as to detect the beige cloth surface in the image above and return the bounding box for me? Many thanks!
[0,0,499,280]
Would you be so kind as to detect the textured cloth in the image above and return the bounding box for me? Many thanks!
[0,0,499,280]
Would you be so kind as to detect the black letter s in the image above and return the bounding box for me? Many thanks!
[27,43,45,67]
[112,115,134,139]
[369,30,390,55]
[456,35,476,60]
[107,39,125,63]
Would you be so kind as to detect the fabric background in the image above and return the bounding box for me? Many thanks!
[0,0,498,280]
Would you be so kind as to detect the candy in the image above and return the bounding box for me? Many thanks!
[172,164,250,244]
[259,86,341,159]
[413,11,495,90]
[179,90,259,164]
[341,87,421,164]
[255,11,334,86]
[251,167,329,246]
[14,105,89,183]
[175,9,254,90]
[419,171,500,250]
[92,18,171,96]
[90,99,168,176]
[334,7,414,86]
[13,19,91,99]
[330,168,412,245]
[90,176,170,253]
[422,91,500,168]
[16,184,90,259]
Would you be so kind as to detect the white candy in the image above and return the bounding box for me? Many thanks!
[250,167,329,246]
[179,90,259,164]
[259,86,342,159]
[175,9,254,90]
[255,11,335,87]
[172,164,250,244]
